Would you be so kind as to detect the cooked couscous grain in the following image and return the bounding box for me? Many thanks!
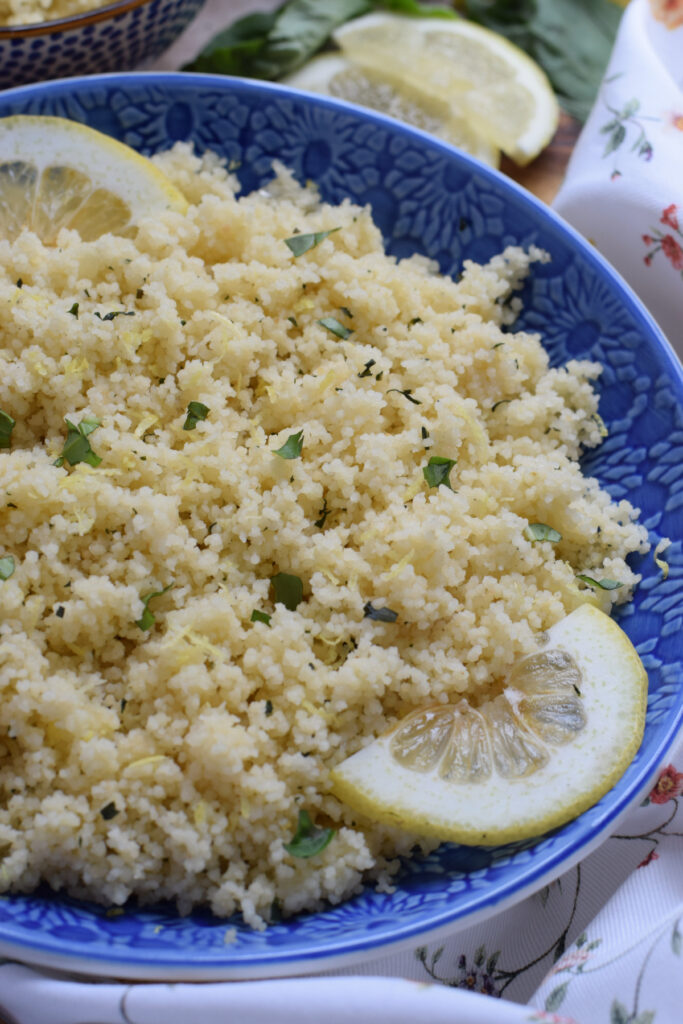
[0,146,648,927]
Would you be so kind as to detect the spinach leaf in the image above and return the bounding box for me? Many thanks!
[271,571,304,610]
[284,809,335,858]
[464,0,623,121]
[54,417,102,468]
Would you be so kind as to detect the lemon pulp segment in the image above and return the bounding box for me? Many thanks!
[330,605,647,844]
[0,115,187,244]
[333,13,559,164]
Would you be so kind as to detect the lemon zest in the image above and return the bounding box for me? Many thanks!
[654,538,671,580]
[383,548,415,580]
[135,413,158,439]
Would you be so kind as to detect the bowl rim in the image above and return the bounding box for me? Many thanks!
[0,70,681,979]
[0,0,161,38]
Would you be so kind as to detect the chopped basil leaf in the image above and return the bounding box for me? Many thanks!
[358,359,376,378]
[338,306,353,318]
[136,288,145,300]
[575,575,623,591]
[492,342,505,350]
[287,316,298,327]
[363,601,398,623]
[274,429,304,459]
[271,572,304,611]
[0,556,15,580]
[318,316,352,340]
[525,523,562,543]
[284,228,339,257]
[136,583,173,630]
[284,809,335,859]
[16,278,22,288]
[421,426,430,440]
[100,802,119,820]
[251,609,271,626]
[376,371,384,380]
[264,699,274,716]
[183,401,210,431]
[0,409,15,449]
[68,302,79,318]
[55,605,65,618]
[423,455,456,490]
[314,497,331,529]
[94,310,135,322]
[387,388,422,405]
[409,317,423,326]
[491,399,513,412]
[54,417,102,468]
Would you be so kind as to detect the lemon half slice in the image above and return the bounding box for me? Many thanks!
[331,605,647,844]
[0,115,187,244]
[285,54,499,167]
[333,13,559,164]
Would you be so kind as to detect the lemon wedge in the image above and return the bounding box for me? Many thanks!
[331,605,647,844]
[285,54,499,167]
[0,115,187,244]
[333,13,559,164]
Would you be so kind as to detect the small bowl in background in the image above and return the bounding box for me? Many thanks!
[0,0,206,90]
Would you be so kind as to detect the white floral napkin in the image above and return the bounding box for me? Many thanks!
[1,2,682,1021]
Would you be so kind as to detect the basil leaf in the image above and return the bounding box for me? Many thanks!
[183,401,210,431]
[271,572,304,611]
[387,388,421,405]
[274,429,304,459]
[136,583,174,630]
[363,601,398,622]
[264,699,274,716]
[54,417,102,468]
[284,809,335,859]
[318,316,352,340]
[525,523,562,543]
[284,228,339,256]
[68,302,79,318]
[100,802,119,820]
[575,574,623,591]
[491,399,513,412]
[464,0,623,122]
[422,455,456,490]
[0,409,15,449]
[314,497,332,529]
[358,359,376,378]
[94,310,135,321]
[251,609,272,625]
[0,556,15,580]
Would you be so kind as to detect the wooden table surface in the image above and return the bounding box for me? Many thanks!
[502,112,582,205]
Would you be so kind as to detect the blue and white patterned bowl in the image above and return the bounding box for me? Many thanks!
[0,0,205,90]
[0,72,681,981]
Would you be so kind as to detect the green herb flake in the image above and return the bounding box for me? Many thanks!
[387,388,422,405]
[363,601,398,623]
[15,278,22,289]
[287,316,298,327]
[422,455,456,490]
[318,316,352,340]
[274,429,304,459]
[575,574,623,591]
[136,583,174,631]
[251,609,271,626]
[264,699,274,716]
[55,605,65,618]
[283,809,335,859]
[183,401,210,431]
[68,302,79,318]
[358,359,376,378]
[314,497,331,529]
[270,572,304,611]
[0,556,15,581]
[54,417,102,468]
[94,310,135,322]
[338,306,353,318]
[409,317,423,326]
[100,801,119,821]
[284,228,340,257]
[491,399,513,412]
[421,426,430,440]
[525,523,562,543]
[0,409,15,450]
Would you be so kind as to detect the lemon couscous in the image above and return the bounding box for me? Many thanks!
[0,0,104,26]
[0,145,648,927]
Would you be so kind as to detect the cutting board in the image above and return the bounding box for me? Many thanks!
[502,111,582,204]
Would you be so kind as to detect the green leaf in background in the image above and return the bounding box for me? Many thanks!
[463,0,624,122]
[186,0,456,79]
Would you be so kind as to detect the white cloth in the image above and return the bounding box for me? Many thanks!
[1,1,682,1021]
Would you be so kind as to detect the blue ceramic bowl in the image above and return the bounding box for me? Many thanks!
[0,0,205,89]
[0,72,681,981]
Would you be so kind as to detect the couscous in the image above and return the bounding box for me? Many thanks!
[0,145,648,927]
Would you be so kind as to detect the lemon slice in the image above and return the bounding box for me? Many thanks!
[0,115,187,244]
[333,13,559,164]
[331,605,647,844]
[285,55,499,167]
